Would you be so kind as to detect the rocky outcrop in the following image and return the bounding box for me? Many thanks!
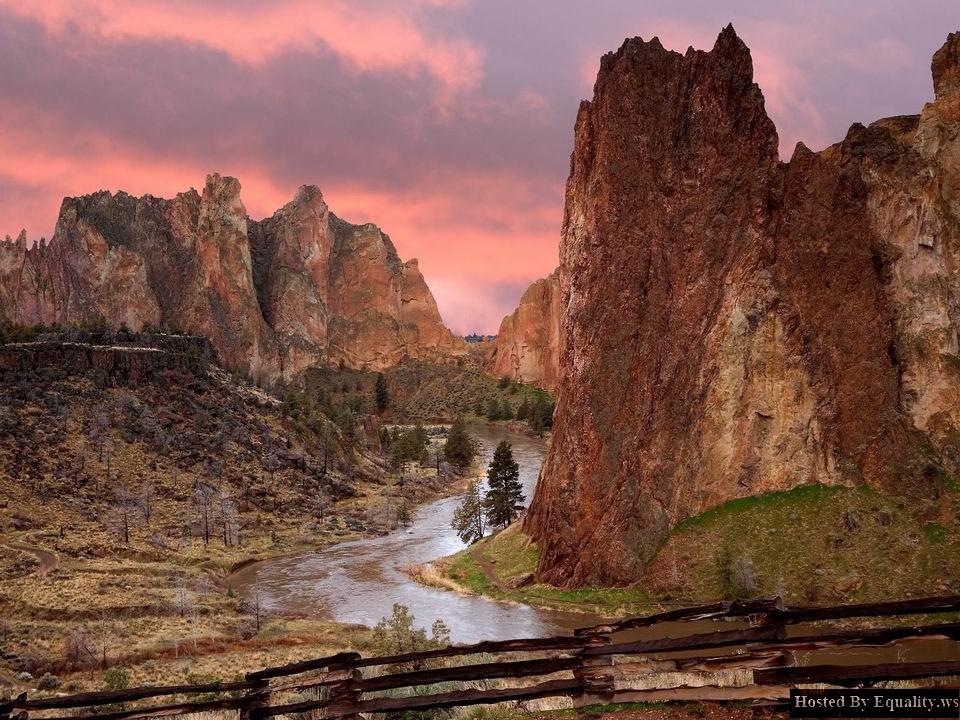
[486,269,562,391]
[525,27,960,586]
[0,176,463,381]
[0,339,211,386]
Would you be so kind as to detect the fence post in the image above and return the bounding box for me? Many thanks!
[238,679,271,720]
[327,659,363,720]
[574,633,614,718]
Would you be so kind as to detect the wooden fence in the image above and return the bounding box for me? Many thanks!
[5,595,960,719]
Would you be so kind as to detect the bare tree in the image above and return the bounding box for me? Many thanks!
[193,483,215,545]
[173,576,194,619]
[112,486,139,544]
[138,479,155,523]
[217,486,239,546]
[64,627,96,670]
[316,486,331,523]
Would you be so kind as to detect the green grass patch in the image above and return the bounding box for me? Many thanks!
[672,483,850,534]
[436,525,659,615]
[444,551,491,594]
[650,481,960,604]
[476,525,539,582]
[923,522,948,544]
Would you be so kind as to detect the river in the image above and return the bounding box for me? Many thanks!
[230,423,602,643]
[229,423,960,665]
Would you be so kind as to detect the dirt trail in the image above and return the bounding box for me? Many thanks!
[470,547,507,591]
[4,540,58,575]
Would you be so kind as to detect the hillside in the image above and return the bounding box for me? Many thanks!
[0,328,459,691]
[302,347,555,425]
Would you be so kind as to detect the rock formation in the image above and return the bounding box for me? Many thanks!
[0,175,463,381]
[525,27,960,586]
[486,269,562,392]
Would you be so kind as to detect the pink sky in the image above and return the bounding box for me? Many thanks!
[0,1,955,333]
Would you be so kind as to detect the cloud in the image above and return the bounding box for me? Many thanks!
[0,0,955,332]
[0,0,484,93]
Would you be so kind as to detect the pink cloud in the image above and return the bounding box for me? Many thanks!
[0,0,484,93]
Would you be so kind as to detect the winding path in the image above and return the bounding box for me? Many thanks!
[3,539,58,575]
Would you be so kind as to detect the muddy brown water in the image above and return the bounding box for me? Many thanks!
[230,424,605,642]
[230,424,960,666]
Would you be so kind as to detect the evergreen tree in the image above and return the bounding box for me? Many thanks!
[528,393,556,432]
[443,417,475,474]
[486,398,501,421]
[516,397,531,421]
[451,480,485,543]
[374,373,389,414]
[483,441,524,528]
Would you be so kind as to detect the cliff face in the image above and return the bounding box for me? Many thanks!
[0,176,463,381]
[486,269,562,391]
[525,27,960,586]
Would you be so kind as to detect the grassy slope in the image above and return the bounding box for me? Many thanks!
[645,482,960,604]
[430,483,960,615]
[303,351,550,423]
[430,524,660,616]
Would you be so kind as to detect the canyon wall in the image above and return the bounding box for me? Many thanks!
[525,27,960,586]
[486,269,562,391]
[0,176,463,381]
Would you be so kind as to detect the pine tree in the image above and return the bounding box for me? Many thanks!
[483,441,524,528]
[443,417,475,474]
[374,373,389,414]
[451,480,485,543]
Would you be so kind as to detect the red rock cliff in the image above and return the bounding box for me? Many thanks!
[486,269,562,391]
[525,27,960,586]
[0,175,463,381]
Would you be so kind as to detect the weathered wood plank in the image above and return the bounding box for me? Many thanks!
[577,684,792,706]
[39,696,255,720]
[344,678,584,716]
[753,621,960,651]
[775,596,960,624]
[266,667,355,694]
[361,655,581,692]
[16,679,263,710]
[579,595,960,635]
[353,635,588,668]
[584,624,784,657]
[246,651,361,680]
[576,602,733,635]
[755,660,960,686]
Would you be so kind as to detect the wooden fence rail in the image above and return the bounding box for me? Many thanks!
[5,594,960,720]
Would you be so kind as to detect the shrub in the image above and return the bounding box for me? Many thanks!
[103,666,130,691]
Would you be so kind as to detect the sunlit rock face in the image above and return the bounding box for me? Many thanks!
[525,27,960,586]
[0,175,463,381]
[487,269,562,392]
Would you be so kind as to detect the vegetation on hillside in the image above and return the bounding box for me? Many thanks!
[302,358,554,426]
[0,336,470,695]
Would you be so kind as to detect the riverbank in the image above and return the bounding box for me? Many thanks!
[415,482,960,621]
[0,437,483,696]
[411,523,665,618]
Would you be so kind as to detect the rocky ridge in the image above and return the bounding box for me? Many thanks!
[0,177,463,382]
[485,269,562,391]
[526,27,960,586]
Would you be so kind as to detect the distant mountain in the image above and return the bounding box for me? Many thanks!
[0,175,464,384]
[526,27,960,586]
